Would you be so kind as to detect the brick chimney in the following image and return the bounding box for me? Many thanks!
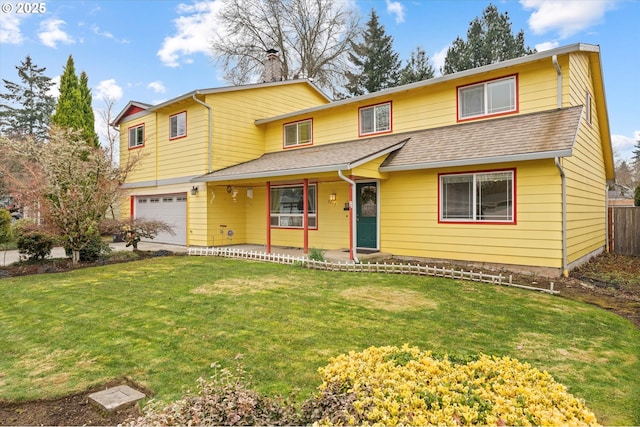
[263,48,283,83]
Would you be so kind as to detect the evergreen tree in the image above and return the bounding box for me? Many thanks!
[345,9,401,96]
[79,71,98,147]
[0,55,56,141]
[52,55,98,146]
[632,134,640,166]
[442,4,535,74]
[399,46,435,85]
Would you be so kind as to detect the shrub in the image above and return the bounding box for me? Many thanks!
[0,209,11,246]
[126,362,299,426]
[307,344,599,426]
[63,231,111,262]
[13,220,56,261]
[308,247,326,262]
[635,182,640,206]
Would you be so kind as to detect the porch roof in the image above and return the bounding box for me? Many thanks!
[380,106,583,171]
[194,136,409,182]
[194,106,582,183]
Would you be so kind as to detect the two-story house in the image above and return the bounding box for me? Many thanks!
[114,43,614,277]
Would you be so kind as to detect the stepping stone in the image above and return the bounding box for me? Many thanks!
[88,385,146,412]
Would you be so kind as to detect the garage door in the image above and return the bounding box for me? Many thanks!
[135,193,187,245]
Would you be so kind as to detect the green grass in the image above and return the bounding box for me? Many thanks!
[1,256,639,425]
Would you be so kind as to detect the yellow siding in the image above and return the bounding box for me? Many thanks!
[379,160,563,269]
[563,52,607,265]
[262,58,565,153]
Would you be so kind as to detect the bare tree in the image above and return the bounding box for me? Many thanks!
[211,0,360,95]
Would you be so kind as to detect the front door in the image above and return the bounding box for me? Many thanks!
[356,182,377,249]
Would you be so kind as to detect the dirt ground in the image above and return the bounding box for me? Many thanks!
[0,251,638,426]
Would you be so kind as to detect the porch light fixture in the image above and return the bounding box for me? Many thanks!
[191,186,199,195]
[329,193,337,205]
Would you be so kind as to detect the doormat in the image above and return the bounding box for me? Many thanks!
[343,249,379,255]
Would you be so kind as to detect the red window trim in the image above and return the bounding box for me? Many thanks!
[169,110,187,140]
[358,101,393,137]
[282,118,313,149]
[456,74,519,123]
[437,167,517,225]
[127,122,145,150]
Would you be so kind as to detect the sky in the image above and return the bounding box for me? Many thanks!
[0,0,638,161]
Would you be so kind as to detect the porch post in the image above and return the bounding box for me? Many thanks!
[303,178,309,254]
[266,181,271,253]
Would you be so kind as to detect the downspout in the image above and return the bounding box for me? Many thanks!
[552,55,562,108]
[553,56,568,277]
[555,157,568,277]
[338,170,359,263]
[192,93,213,173]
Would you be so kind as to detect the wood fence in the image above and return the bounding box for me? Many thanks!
[188,246,558,294]
[608,207,640,256]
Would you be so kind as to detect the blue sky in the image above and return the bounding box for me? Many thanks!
[1,0,638,161]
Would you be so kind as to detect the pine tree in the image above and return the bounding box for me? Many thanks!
[442,4,535,74]
[632,134,640,166]
[0,55,56,141]
[399,46,435,85]
[345,9,401,96]
[52,55,98,146]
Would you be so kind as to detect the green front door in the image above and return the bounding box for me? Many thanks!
[356,182,377,248]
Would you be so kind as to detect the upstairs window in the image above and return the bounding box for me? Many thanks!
[284,119,312,147]
[270,184,317,228]
[170,111,187,139]
[440,170,515,223]
[585,91,592,125]
[128,124,144,148]
[458,76,517,120]
[359,102,391,136]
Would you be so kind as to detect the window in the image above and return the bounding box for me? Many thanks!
[270,184,317,228]
[440,170,514,223]
[458,76,517,120]
[128,124,144,148]
[359,102,391,136]
[284,119,312,147]
[585,91,592,124]
[170,111,186,139]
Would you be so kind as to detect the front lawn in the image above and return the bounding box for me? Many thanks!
[1,256,638,425]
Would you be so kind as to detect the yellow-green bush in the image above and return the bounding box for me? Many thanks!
[313,345,599,426]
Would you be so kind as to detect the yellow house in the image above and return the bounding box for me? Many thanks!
[115,43,614,277]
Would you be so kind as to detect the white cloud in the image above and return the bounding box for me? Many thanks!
[385,0,405,24]
[157,0,224,67]
[147,81,166,94]
[38,19,75,48]
[0,9,25,44]
[94,79,123,101]
[521,0,616,39]
[534,41,559,52]
[432,45,449,76]
[48,75,61,99]
[611,133,638,161]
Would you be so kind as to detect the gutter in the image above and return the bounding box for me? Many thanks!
[338,170,359,263]
[192,93,213,173]
[555,157,568,277]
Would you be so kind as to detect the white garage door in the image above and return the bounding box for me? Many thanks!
[135,193,187,245]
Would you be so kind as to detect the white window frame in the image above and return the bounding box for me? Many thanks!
[359,102,391,136]
[270,184,317,229]
[440,170,515,223]
[170,111,187,139]
[284,119,312,147]
[458,76,517,120]
[128,124,144,148]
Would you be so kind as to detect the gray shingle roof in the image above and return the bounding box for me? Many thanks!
[380,106,583,171]
[195,106,582,182]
